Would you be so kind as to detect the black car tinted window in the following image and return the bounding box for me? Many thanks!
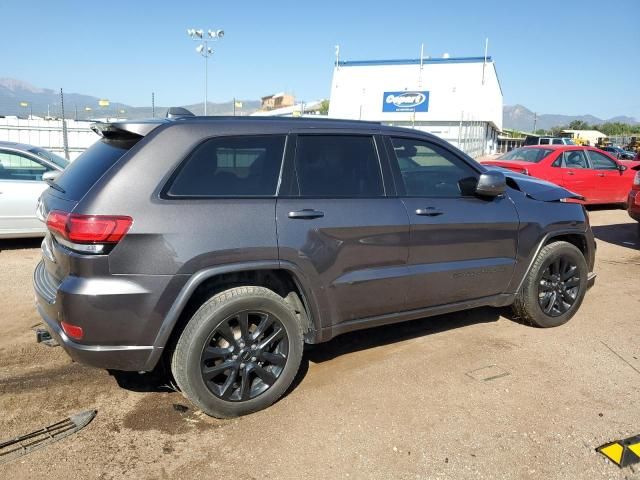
[54,139,136,200]
[168,135,285,197]
[294,135,384,197]
[389,137,478,197]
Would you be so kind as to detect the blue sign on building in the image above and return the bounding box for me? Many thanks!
[382,91,429,112]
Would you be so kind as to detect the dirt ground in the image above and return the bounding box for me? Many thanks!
[0,209,639,479]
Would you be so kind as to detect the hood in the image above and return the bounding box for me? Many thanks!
[484,166,584,202]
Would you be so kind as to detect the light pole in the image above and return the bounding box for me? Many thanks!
[187,28,224,115]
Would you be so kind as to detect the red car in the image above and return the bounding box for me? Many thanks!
[482,146,640,205]
[628,170,640,223]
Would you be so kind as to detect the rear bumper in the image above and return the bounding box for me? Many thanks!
[33,260,173,371]
[628,190,640,221]
[36,302,154,371]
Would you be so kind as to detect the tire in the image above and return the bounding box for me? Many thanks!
[171,286,304,418]
[512,241,588,328]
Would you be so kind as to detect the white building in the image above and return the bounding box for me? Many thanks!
[328,56,503,157]
[560,129,606,146]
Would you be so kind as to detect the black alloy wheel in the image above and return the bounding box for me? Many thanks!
[200,311,289,402]
[537,256,581,317]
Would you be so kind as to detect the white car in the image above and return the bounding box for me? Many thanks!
[0,142,69,238]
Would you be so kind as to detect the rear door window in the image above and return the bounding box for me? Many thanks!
[56,139,137,200]
[294,135,384,197]
[564,150,589,168]
[539,138,550,145]
[0,151,49,181]
[167,135,286,197]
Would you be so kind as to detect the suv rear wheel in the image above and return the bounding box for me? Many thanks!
[171,286,304,418]
[513,241,588,328]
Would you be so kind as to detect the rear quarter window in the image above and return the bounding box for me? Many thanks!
[166,135,286,197]
[55,139,136,200]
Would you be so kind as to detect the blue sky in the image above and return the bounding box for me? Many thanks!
[2,0,639,118]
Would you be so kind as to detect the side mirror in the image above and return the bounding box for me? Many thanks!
[42,170,60,183]
[618,164,628,172]
[476,171,507,197]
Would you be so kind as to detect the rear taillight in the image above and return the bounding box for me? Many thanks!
[633,171,640,186]
[46,210,132,253]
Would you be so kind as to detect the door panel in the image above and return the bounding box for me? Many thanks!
[586,150,627,203]
[0,150,53,236]
[0,180,47,235]
[276,133,410,326]
[386,136,520,310]
[402,196,519,309]
[277,198,410,323]
[559,150,597,201]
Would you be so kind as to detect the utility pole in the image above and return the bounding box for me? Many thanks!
[151,92,155,118]
[482,38,489,85]
[60,88,70,160]
[533,112,537,133]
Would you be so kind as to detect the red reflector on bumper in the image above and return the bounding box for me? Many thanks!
[61,321,84,340]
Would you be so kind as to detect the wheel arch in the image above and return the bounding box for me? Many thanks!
[513,229,593,295]
[142,261,320,371]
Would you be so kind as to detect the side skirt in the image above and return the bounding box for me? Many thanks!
[314,293,515,343]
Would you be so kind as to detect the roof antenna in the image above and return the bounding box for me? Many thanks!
[166,107,195,119]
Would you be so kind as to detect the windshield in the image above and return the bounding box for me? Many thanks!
[29,147,70,169]
[499,148,554,163]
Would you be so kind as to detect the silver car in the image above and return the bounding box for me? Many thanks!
[0,141,69,238]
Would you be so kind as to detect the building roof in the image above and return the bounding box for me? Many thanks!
[560,129,605,136]
[337,56,492,67]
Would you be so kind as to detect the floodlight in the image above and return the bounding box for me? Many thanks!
[216,30,224,38]
[196,29,204,38]
[196,44,204,53]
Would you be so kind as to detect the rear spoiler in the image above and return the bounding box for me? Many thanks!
[91,120,168,140]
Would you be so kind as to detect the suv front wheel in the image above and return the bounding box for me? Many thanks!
[513,241,588,328]
[171,286,304,418]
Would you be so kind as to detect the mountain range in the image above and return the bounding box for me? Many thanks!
[0,78,260,119]
[502,105,638,132]
[1,78,637,130]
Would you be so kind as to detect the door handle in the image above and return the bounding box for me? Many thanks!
[288,209,324,219]
[415,207,444,217]
[597,173,605,177]
[566,171,575,175]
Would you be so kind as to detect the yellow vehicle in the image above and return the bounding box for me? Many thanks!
[625,137,640,154]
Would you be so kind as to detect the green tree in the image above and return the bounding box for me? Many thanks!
[318,100,329,115]
[567,120,590,130]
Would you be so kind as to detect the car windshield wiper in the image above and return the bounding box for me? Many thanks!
[44,177,66,194]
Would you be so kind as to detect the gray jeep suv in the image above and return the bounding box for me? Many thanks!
[34,115,596,418]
